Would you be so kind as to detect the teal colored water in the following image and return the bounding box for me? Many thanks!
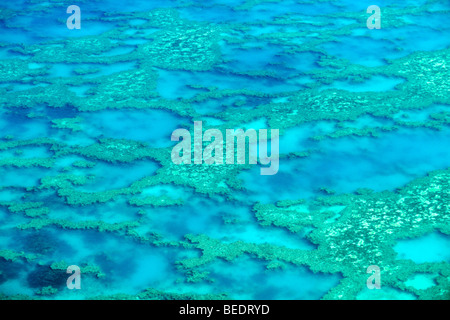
[356,286,417,300]
[239,125,450,203]
[141,194,315,250]
[0,0,449,301]
[198,256,341,299]
[405,273,437,290]
[80,109,185,147]
[320,75,405,92]
[394,232,450,264]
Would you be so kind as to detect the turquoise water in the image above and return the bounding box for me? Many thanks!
[405,273,437,291]
[394,232,450,264]
[0,0,449,301]
[239,125,450,203]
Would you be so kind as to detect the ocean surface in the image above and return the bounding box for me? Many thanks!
[0,0,449,300]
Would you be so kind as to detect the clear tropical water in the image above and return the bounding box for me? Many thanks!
[0,0,449,300]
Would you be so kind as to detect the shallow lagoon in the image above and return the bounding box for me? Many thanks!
[239,124,450,203]
[394,231,450,264]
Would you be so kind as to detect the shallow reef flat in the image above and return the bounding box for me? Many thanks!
[0,0,449,300]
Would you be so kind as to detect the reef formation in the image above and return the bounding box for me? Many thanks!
[0,0,449,300]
